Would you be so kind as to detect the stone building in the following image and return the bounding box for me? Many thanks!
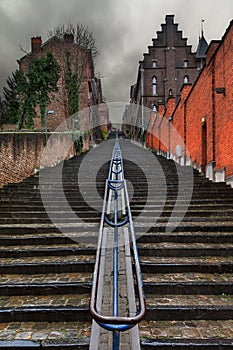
[18,34,105,132]
[130,15,208,112]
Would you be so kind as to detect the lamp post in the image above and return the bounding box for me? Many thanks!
[45,110,54,142]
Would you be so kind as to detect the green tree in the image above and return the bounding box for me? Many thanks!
[3,70,21,124]
[2,53,60,129]
[0,95,7,126]
[16,70,35,129]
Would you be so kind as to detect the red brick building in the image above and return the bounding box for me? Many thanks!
[145,19,233,187]
[18,34,105,132]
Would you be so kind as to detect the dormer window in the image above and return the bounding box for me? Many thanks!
[183,60,188,68]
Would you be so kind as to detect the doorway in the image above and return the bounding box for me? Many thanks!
[202,122,207,173]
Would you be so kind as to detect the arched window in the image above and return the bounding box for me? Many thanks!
[152,76,157,95]
[152,104,157,112]
[184,75,189,83]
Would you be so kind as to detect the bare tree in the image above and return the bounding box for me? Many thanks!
[47,22,99,60]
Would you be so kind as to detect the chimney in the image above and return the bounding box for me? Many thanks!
[31,36,42,53]
[63,33,74,44]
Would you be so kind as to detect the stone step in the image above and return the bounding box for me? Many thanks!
[0,218,99,224]
[1,187,232,196]
[140,256,233,264]
[140,262,233,274]
[1,203,233,211]
[143,272,233,284]
[145,294,233,307]
[1,232,232,246]
[0,306,91,323]
[0,294,89,308]
[137,233,233,244]
[134,207,233,214]
[0,257,94,274]
[136,223,233,233]
[1,196,232,204]
[138,243,233,257]
[1,217,230,226]
[0,272,92,285]
[0,321,90,347]
[3,181,232,189]
[0,246,96,258]
[0,234,98,246]
[0,304,232,323]
[140,320,233,349]
[0,212,101,219]
[144,305,233,321]
[0,282,91,296]
[143,281,233,295]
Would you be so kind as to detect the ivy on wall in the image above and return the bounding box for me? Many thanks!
[3,52,60,129]
[65,51,80,116]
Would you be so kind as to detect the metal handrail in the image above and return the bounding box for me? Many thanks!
[90,134,146,343]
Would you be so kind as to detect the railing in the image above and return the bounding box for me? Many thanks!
[90,133,146,349]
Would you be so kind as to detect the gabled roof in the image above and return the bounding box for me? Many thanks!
[196,33,208,59]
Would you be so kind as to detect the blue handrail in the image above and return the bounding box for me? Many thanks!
[90,132,146,349]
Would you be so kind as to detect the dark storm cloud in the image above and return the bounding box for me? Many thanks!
[0,0,232,102]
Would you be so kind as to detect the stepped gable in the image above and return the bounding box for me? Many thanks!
[151,14,189,47]
[131,15,206,111]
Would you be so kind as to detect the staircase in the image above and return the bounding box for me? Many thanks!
[0,152,108,349]
[0,137,232,349]
[121,142,233,349]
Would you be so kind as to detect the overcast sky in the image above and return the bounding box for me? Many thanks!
[0,0,232,103]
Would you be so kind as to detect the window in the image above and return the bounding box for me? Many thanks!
[152,60,157,68]
[152,104,157,112]
[152,76,157,95]
[183,60,188,68]
[184,75,189,83]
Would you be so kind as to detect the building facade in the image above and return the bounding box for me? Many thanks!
[130,15,208,112]
[18,34,106,133]
[145,20,233,186]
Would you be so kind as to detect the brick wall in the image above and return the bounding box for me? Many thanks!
[0,133,75,188]
[18,35,95,131]
[145,20,233,182]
